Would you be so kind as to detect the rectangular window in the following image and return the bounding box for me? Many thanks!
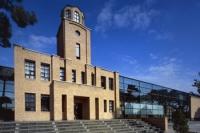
[72,70,76,83]
[24,60,35,79]
[91,73,95,86]
[60,67,65,81]
[25,93,36,111]
[40,63,50,81]
[104,100,107,112]
[101,76,106,89]
[81,71,86,84]
[76,43,80,59]
[41,63,50,81]
[109,78,114,90]
[109,100,114,113]
[41,94,50,111]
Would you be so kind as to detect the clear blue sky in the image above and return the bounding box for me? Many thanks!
[0,0,199,93]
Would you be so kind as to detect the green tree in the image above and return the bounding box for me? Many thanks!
[193,72,200,94]
[172,108,189,133]
[0,0,37,48]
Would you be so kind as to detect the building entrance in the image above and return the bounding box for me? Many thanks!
[74,103,83,119]
[74,96,89,120]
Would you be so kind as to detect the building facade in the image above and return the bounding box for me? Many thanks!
[14,6,120,121]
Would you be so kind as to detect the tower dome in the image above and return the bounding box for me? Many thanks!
[61,5,85,25]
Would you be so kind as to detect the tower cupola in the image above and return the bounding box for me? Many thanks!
[61,5,85,25]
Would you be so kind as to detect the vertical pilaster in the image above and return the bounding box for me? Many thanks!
[67,95,74,120]
[114,72,120,118]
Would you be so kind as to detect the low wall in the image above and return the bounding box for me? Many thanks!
[0,109,14,121]
[142,117,168,131]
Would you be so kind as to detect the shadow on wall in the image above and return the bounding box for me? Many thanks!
[194,108,200,121]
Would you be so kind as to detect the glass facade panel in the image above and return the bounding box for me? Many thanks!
[0,66,14,115]
[120,76,190,120]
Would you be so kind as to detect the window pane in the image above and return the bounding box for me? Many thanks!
[101,76,106,89]
[24,60,35,79]
[41,63,50,81]
[81,71,86,84]
[76,43,80,59]
[74,11,80,23]
[91,73,95,86]
[109,100,114,113]
[109,78,114,90]
[60,68,65,81]
[72,70,76,82]
[41,95,50,111]
[25,93,36,111]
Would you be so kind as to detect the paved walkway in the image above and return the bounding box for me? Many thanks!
[166,121,200,133]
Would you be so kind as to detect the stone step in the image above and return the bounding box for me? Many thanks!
[113,128,132,131]
[58,128,87,132]
[109,124,127,128]
[89,130,114,133]
[18,128,56,133]
[19,125,53,129]
[87,125,108,129]
[84,122,104,125]
[0,120,164,133]
[19,122,52,125]
[115,130,136,133]
[110,126,129,130]
[89,128,111,131]
[56,124,82,128]
[59,131,87,133]
[0,131,15,133]
[0,130,15,133]
[57,126,85,130]
[0,126,16,130]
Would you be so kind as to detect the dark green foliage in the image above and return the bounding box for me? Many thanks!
[172,108,189,133]
[193,73,200,94]
[0,0,37,47]
[0,13,12,47]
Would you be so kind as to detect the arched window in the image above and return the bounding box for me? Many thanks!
[74,11,80,23]
[65,10,71,19]
[75,30,80,36]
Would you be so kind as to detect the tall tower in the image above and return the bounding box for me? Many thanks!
[57,5,91,64]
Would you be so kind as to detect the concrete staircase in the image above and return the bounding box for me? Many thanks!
[122,119,162,133]
[83,120,112,133]
[0,119,163,133]
[56,121,87,133]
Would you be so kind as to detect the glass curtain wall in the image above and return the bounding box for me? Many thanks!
[0,66,14,121]
[120,76,190,120]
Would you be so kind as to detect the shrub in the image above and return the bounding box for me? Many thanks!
[172,109,189,133]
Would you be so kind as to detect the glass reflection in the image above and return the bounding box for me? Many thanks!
[120,76,190,120]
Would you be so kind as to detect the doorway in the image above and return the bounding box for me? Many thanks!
[74,96,89,120]
[74,103,83,119]
[95,98,99,120]
[62,95,67,120]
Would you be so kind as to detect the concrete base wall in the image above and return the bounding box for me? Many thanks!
[142,117,168,131]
